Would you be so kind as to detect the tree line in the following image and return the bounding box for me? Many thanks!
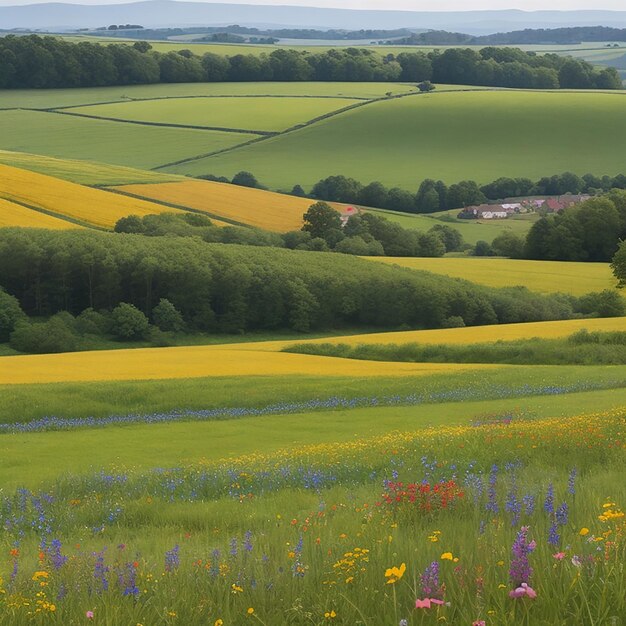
[114,205,461,257]
[250,171,626,215]
[392,26,626,46]
[521,190,626,263]
[0,229,605,348]
[0,35,620,89]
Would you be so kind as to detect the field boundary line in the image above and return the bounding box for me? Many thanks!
[151,96,388,170]
[103,186,254,228]
[0,193,106,230]
[42,109,275,135]
[52,94,370,111]
[150,87,506,171]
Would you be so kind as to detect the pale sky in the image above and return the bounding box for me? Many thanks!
[1,0,625,9]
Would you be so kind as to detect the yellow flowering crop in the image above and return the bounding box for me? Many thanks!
[0,164,185,229]
[0,344,488,385]
[0,198,83,230]
[114,179,345,232]
[365,256,617,297]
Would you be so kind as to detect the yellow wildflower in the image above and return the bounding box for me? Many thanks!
[384,562,406,584]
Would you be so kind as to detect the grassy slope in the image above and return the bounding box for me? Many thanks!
[0,164,187,228]
[114,179,344,231]
[0,82,419,109]
[167,90,626,189]
[364,257,617,296]
[65,96,361,132]
[1,364,620,424]
[0,110,255,169]
[1,384,624,489]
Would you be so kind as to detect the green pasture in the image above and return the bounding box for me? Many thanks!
[367,206,537,243]
[0,110,254,169]
[1,380,625,489]
[66,96,361,132]
[165,90,626,189]
[1,363,623,425]
[0,82,419,110]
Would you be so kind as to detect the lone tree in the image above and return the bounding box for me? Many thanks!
[302,202,342,240]
[417,80,436,92]
[611,241,626,287]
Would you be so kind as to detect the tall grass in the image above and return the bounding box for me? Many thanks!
[285,331,626,366]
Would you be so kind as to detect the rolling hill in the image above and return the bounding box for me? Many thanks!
[165,90,626,191]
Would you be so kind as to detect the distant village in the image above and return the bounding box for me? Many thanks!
[458,195,591,220]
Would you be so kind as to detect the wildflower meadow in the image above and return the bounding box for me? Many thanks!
[0,407,624,625]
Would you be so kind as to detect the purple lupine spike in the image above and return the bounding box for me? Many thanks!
[509,526,534,587]
[543,483,554,514]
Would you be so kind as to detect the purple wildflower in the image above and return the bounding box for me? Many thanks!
[509,526,534,587]
[229,537,238,558]
[49,539,68,570]
[485,464,499,514]
[121,562,140,597]
[210,549,220,577]
[505,480,521,526]
[544,483,554,514]
[244,531,253,553]
[567,469,577,496]
[556,502,568,526]
[548,521,560,546]
[164,545,180,572]
[522,494,536,516]
[421,561,442,600]
[93,549,109,593]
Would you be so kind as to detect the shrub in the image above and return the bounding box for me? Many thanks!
[0,287,25,342]
[110,303,151,340]
[9,313,79,353]
[152,298,185,332]
[576,290,626,318]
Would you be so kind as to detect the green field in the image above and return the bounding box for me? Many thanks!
[164,90,626,189]
[0,109,254,169]
[0,81,419,109]
[367,206,538,243]
[1,384,624,490]
[65,96,361,132]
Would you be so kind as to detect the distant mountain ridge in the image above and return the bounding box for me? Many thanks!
[2,1,626,33]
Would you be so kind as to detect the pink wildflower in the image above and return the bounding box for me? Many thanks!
[552,552,566,560]
[472,621,486,626]
[86,611,94,620]
[415,598,431,609]
[509,582,537,599]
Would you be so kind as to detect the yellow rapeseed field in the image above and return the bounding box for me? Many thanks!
[226,316,626,352]
[114,180,343,232]
[365,256,617,297]
[0,164,185,229]
[0,346,490,385]
[0,198,83,230]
